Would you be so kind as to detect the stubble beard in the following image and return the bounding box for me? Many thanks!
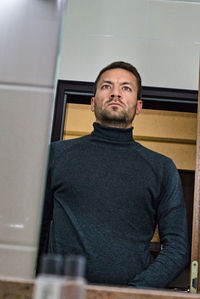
[94,103,136,128]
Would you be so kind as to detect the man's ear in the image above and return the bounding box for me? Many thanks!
[91,97,95,112]
[136,100,143,115]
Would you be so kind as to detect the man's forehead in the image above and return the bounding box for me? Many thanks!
[98,68,137,85]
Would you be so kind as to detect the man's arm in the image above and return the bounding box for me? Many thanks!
[128,160,190,288]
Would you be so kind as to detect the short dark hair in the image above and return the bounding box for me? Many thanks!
[93,61,142,99]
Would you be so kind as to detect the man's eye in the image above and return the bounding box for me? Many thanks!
[122,86,131,91]
[102,84,110,89]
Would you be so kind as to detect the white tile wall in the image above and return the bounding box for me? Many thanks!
[0,86,54,247]
[143,0,200,89]
[64,0,148,39]
[0,245,36,278]
[59,0,200,90]
[143,39,200,89]
[0,0,63,87]
[148,1,200,43]
[59,35,146,82]
[0,0,66,279]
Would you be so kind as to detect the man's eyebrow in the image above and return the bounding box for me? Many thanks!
[120,81,132,85]
[99,80,136,89]
[99,80,113,85]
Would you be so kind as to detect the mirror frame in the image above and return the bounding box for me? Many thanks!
[191,69,200,292]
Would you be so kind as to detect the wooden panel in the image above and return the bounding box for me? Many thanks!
[139,140,196,171]
[134,109,196,142]
[64,104,197,142]
[64,103,95,133]
[63,104,196,170]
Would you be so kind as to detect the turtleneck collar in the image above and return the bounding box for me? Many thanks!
[91,122,134,142]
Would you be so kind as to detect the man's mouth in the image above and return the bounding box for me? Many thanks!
[109,102,121,106]
[107,100,123,107]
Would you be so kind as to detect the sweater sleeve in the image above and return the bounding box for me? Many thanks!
[128,159,190,288]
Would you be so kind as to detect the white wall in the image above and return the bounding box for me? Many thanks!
[0,0,65,279]
[59,0,200,90]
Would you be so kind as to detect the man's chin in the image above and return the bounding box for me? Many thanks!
[101,115,127,125]
[103,111,126,121]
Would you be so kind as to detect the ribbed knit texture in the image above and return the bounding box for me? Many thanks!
[43,122,190,288]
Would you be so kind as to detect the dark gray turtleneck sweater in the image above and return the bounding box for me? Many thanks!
[42,122,189,287]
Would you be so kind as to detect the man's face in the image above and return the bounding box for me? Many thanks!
[91,68,143,128]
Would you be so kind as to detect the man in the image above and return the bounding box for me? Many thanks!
[41,61,190,288]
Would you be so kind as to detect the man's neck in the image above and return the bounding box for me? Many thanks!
[96,120,132,129]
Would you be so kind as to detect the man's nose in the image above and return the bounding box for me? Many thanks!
[110,86,121,99]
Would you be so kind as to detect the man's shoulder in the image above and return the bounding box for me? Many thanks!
[51,135,90,151]
[134,141,174,166]
[134,142,178,181]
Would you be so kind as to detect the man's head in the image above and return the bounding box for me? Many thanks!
[91,61,143,128]
[93,61,142,99]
